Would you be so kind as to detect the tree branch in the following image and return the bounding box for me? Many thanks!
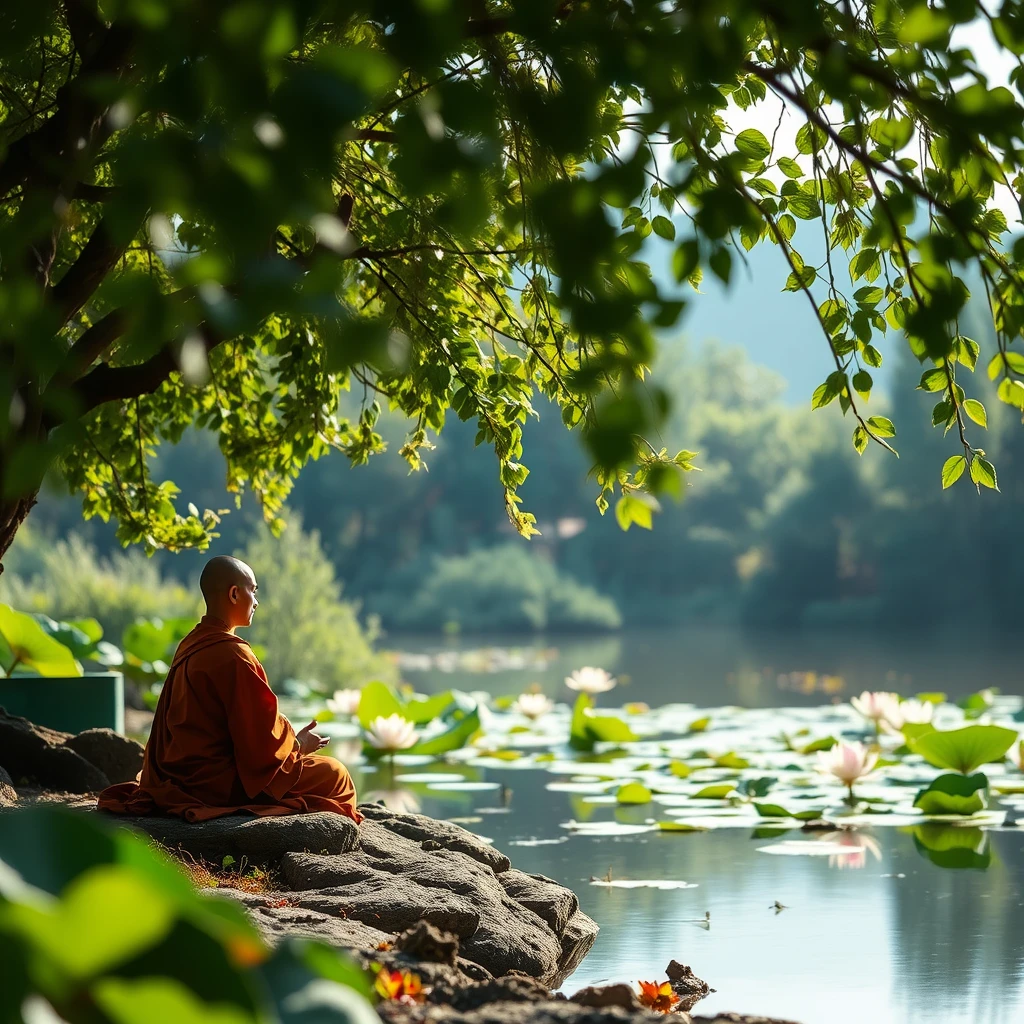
[73,182,122,201]
[351,129,396,143]
[67,324,224,421]
[48,217,138,327]
[0,21,133,199]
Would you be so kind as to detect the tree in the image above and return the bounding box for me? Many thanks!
[3,0,1024,570]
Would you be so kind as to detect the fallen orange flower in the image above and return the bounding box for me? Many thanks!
[637,980,679,1013]
[375,969,425,1003]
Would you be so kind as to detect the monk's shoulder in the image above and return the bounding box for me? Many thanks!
[197,637,265,675]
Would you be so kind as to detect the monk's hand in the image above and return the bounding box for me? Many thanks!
[296,720,329,755]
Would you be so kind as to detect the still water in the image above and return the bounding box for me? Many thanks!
[345,628,1024,1024]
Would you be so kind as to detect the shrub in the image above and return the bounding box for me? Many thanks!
[376,544,621,633]
[0,530,199,643]
[240,514,397,690]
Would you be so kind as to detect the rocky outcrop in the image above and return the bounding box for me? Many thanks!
[0,708,109,793]
[278,813,591,987]
[667,960,714,1012]
[0,765,17,806]
[116,808,360,863]
[64,728,144,784]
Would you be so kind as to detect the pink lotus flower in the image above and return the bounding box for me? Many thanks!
[851,691,900,733]
[816,740,878,801]
[882,698,934,734]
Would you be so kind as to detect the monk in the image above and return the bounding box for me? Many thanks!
[99,555,362,823]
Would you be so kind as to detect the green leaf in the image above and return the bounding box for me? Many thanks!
[651,215,675,241]
[688,716,711,733]
[402,691,456,724]
[668,760,692,778]
[908,725,1018,774]
[616,781,653,804]
[963,399,987,427]
[970,456,998,490]
[941,455,967,488]
[753,802,792,818]
[735,128,771,162]
[0,605,81,676]
[405,706,481,755]
[852,369,873,398]
[796,735,836,755]
[615,494,656,531]
[93,978,258,1024]
[787,193,822,220]
[692,784,736,799]
[585,713,639,744]
[866,415,896,437]
[713,752,750,769]
[777,156,802,178]
[657,821,708,832]
[121,618,193,665]
[918,368,947,392]
[913,772,989,815]
[356,680,404,728]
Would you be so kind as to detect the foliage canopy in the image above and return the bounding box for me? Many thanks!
[4,0,1024,560]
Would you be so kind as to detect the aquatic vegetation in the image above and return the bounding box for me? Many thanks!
[816,741,878,801]
[851,691,900,734]
[616,782,653,805]
[365,714,419,753]
[910,824,992,871]
[907,725,1018,775]
[565,666,617,696]
[513,692,555,720]
[326,688,362,716]
[569,693,638,751]
[913,773,989,815]
[883,697,935,735]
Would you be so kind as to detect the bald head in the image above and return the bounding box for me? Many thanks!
[200,556,259,629]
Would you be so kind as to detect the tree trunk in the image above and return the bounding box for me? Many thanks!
[0,491,39,576]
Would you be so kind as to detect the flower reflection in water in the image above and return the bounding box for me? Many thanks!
[820,830,882,869]
[364,788,422,814]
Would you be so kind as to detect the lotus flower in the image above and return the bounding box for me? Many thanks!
[513,692,554,720]
[366,714,418,753]
[1009,740,1024,771]
[816,740,878,800]
[883,697,934,734]
[565,666,616,695]
[325,688,362,716]
[851,691,900,734]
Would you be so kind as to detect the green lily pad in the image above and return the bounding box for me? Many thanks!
[913,772,989,815]
[0,605,81,677]
[908,725,1018,775]
[911,824,991,870]
[616,782,653,805]
[657,821,709,833]
[692,784,736,800]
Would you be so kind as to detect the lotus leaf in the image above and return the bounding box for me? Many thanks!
[0,604,81,677]
[616,782,653,805]
[908,725,1018,774]
[913,772,989,815]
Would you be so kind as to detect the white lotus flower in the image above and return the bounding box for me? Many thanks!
[565,667,616,695]
[1009,740,1024,771]
[850,691,900,731]
[816,740,878,799]
[883,697,935,733]
[366,714,418,752]
[325,688,362,716]
[513,693,554,720]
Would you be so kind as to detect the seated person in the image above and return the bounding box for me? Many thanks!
[99,555,362,823]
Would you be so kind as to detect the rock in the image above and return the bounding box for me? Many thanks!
[569,985,643,1012]
[396,921,460,964]
[0,765,17,805]
[0,708,109,793]
[63,729,144,785]
[378,999,675,1024]
[665,961,712,1012]
[360,802,512,873]
[280,817,588,986]
[557,911,600,982]
[108,810,360,864]
[428,976,554,1011]
[500,870,579,934]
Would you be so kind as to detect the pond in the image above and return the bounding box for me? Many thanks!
[292,627,1024,1024]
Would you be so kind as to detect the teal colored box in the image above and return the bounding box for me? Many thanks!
[0,672,124,735]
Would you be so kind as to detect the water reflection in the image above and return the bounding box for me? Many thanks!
[392,626,1023,708]
[349,758,1024,1024]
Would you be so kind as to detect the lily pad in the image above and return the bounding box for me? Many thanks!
[692,784,736,800]
[908,725,1018,775]
[616,782,653,805]
[913,773,989,815]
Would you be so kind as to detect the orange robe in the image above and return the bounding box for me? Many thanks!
[98,615,362,823]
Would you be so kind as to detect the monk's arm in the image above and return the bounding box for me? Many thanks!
[225,653,303,799]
